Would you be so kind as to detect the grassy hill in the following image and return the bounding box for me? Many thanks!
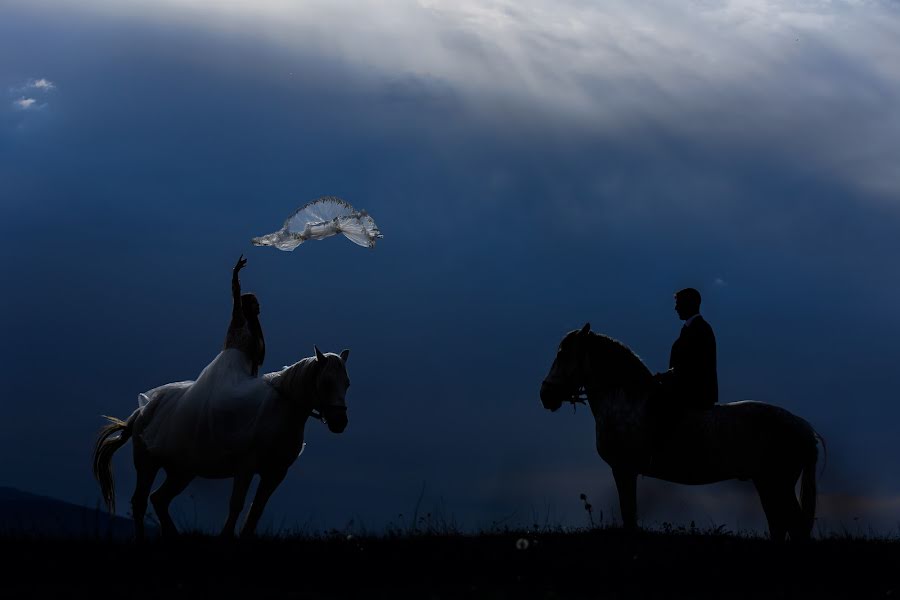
[1,527,897,598]
[0,486,147,539]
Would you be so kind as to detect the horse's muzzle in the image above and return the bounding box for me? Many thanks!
[324,407,348,434]
[540,382,565,412]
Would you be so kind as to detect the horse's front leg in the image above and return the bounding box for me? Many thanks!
[612,468,638,531]
[221,471,253,538]
[239,468,287,538]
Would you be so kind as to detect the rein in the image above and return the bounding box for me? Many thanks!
[543,334,592,411]
[306,357,349,426]
[568,387,588,411]
[309,404,348,424]
[541,378,588,411]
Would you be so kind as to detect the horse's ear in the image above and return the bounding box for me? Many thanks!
[339,349,350,363]
[580,322,591,335]
[315,345,326,362]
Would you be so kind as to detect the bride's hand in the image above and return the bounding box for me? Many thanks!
[234,254,247,272]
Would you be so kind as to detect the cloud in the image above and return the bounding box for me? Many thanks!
[10,78,56,94]
[7,79,55,112]
[816,492,900,531]
[29,78,55,91]
[3,2,898,209]
[14,0,894,200]
[13,97,37,110]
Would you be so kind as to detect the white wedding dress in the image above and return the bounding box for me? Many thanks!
[137,349,278,470]
[252,196,383,250]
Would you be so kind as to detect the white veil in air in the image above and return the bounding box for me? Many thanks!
[252,196,383,250]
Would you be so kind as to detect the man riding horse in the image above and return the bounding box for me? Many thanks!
[653,287,717,410]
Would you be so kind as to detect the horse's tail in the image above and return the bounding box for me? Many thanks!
[799,428,825,537]
[92,409,139,515]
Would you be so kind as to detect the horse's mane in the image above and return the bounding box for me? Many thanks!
[585,332,653,389]
[264,356,317,397]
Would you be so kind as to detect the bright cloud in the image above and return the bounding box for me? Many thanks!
[14,97,37,110]
[29,78,55,91]
[8,0,900,196]
[7,78,55,112]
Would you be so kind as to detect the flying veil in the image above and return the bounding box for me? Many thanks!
[252,196,383,250]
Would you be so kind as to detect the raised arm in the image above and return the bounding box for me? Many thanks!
[231,254,247,322]
[224,255,248,349]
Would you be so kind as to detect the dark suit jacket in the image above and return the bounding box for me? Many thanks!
[667,315,718,408]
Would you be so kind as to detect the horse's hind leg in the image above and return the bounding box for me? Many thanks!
[782,480,809,542]
[150,470,194,538]
[769,482,809,542]
[131,453,159,542]
[754,479,787,542]
[612,468,638,531]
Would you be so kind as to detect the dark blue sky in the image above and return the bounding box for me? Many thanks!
[2,0,899,533]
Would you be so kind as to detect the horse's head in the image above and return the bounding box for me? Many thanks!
[540,322,591,412]
[312,346,351,434]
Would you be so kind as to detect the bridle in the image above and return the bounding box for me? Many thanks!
[541,378,587,405]
[310,404,347,424]
[307,359,348,425]
[542,339,591,409]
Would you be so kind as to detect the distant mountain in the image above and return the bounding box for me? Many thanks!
[0,487,152,539]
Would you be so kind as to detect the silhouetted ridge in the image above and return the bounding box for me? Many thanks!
[0,486,149,538]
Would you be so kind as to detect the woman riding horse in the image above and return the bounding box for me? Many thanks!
[93,257,352,539]
[226,255,265,377]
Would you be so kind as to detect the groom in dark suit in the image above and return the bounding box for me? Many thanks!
[654,287,718,409]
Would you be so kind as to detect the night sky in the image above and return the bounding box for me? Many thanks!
[2,0,899,534]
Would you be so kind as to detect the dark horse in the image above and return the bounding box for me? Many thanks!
[93,347,350,539]
[540,323,824,541]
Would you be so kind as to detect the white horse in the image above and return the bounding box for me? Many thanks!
[93,346,350,539]
[540,323,824,541]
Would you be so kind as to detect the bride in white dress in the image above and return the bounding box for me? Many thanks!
[137,256,276,471]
